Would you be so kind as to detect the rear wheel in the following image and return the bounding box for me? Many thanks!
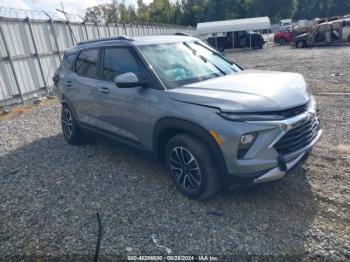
[61,104,82,145]
[165,134,222,200]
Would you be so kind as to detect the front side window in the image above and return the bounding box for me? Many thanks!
[102,48,142,81]
[75,49,99,78]
[139,41,242,89]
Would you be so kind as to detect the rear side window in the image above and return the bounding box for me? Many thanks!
[75,49,99,78]
[102,48,142,81]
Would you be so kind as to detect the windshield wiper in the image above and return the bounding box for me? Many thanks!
[183,42,226,76]
[194,41,241,72]
[194,41,234,64]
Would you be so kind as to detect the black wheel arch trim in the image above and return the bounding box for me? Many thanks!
[153,117,228,177]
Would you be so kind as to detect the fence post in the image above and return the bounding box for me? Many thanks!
[83,22,89,40]
[0,24,24,104]
[50,19,62,61]
[43,12,62,62]
[116,23,120,36]
[107,23,111,37]
[135,24,140,36]
[122,23,127,35]
[67,21,76,45]
[26,17,48,93]
[130,24,134,37]
[95,23,100,38]
[141,24,145,36]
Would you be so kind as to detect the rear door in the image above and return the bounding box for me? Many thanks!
[66,48,100,125]
[93,46,153,147]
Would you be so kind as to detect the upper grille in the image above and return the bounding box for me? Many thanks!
[277,103,309,118]
[252,102,309,119]
[274,117,320,155]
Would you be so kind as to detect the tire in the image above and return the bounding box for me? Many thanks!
[165,134,222,200]
[278,38,286,45]
[61,104,82,145]
[296,41,305,48]
[252,41,263,50]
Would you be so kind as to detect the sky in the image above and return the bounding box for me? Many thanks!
[1,0,153,17]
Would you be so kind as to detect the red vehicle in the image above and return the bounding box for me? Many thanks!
[274,31,294,45]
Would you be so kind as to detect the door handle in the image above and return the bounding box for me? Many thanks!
[64,81,72,87]
[99,87,110,94]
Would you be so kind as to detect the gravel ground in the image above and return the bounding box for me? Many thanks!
[231,43,350,94]
[1,45,350,260]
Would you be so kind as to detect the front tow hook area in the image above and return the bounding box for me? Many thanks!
[253,152,308,184]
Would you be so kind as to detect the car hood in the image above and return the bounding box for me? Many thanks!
[166,70,310,113]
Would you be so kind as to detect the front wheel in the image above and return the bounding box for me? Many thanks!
[165,134,222,200]
[296,41,305,48]
[61,104,82,145]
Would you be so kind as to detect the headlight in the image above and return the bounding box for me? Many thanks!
[307,96,317,115]
[218,112,284,122]
[237,132,257,159]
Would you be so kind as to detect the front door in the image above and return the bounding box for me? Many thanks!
[93,47,153,147]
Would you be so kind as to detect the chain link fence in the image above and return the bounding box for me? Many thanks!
[0,8,196,107]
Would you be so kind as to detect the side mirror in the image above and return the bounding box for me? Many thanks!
[114,72,148,88]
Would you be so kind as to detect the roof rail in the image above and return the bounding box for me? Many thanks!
[76,36,135,46]
[174,32,190,36]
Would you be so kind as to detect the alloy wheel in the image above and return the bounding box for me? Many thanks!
[169,146,202,192]
[62,108,73,138]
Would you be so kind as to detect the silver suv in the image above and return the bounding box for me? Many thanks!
[54,35,322,200]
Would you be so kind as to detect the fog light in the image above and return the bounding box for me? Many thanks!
[240,134,255,145]
[237,133,257,159]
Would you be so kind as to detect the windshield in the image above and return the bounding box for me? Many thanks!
[138,41,242,89]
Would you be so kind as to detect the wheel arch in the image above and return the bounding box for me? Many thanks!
[61,95,79,122]
[153,117,228,176]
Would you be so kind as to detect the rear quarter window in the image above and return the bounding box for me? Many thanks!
[57,54,76,73]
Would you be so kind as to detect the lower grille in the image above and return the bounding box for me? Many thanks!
[274,117,320,155]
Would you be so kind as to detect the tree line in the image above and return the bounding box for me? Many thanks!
[85,0,350,26]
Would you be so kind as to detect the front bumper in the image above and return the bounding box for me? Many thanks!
[253,128,322,184]
[201,97,321,185]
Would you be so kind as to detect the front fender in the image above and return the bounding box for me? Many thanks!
[153,117,228,177]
